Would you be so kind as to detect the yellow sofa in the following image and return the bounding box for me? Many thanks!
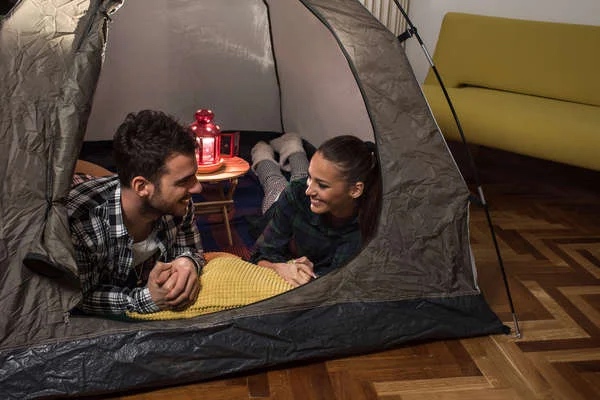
[422,12,600,171]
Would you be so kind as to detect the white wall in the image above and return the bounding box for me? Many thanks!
[406,0,600,83]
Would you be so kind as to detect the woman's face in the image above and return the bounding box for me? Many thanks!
[305,151,360,219]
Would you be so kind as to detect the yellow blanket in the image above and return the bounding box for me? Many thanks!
[126,253,293,321]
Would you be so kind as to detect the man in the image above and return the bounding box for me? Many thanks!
[67,110,205,316]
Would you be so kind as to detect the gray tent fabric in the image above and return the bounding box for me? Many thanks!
[0,0,508,398]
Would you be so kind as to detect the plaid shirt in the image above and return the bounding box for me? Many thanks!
[250,179,361,276]
[66,176,205,316]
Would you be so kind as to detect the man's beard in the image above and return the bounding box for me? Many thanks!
[141,192,190,218]
[139,195,165,219]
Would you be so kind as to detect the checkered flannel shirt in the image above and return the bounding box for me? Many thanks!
[66,175,205,316]
[250,179,361,277]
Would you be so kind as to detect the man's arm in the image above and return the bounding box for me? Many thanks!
[79,283,160,315]
[72,233,160,315]
[149,202,202,310]
[169,201,206,273]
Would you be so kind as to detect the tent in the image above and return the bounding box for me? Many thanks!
[0,0,509,398]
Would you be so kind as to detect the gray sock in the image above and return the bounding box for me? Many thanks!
[255,159,288,214]
[288,152,309,182]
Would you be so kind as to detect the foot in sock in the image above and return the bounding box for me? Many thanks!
[270,133,305,172]
[250,141,276,171]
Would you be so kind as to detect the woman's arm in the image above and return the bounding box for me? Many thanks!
[251,185,317,286]
[257,257,315,287]
[250,185,298,264]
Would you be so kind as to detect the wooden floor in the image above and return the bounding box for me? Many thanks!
[105,145,600,400]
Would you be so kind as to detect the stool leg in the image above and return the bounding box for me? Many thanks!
[222,205,232,246]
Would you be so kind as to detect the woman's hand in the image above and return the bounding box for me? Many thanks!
[258,257,316,287]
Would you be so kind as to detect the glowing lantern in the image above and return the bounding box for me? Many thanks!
[189,109,224,173]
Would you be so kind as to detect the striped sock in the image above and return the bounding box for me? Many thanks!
[288,152,309,182]
[255,159,288,214]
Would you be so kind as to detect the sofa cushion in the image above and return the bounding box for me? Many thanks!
[424,13,600,107]
[423,85,600,171]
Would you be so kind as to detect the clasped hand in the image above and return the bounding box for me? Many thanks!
[147,258,200,311]
[271,256,316,287]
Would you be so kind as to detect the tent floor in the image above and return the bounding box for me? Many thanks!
[81,144,600,400]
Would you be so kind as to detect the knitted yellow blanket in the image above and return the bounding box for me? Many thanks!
[126,253,293,321]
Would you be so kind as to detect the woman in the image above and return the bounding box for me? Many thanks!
[250,134,382,287]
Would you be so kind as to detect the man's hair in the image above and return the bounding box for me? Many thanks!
[112,110,196,187]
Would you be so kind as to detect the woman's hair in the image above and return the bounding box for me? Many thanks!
[317,135,382,244]
[112,110,196,187]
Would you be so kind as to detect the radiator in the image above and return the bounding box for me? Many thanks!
[359,0,409,36]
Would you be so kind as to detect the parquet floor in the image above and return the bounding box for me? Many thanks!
[105,145,600,400]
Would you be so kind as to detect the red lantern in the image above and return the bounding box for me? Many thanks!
[189,109,224,173]
[219,131,240,158]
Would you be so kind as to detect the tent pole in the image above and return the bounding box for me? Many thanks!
[391,1,521,339]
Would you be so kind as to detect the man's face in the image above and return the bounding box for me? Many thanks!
[145,153,201,217]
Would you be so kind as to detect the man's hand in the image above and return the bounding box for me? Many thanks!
[161,257,200,311]
[147,261,175,310]
[147,258,200,311]
[259,256,316,287]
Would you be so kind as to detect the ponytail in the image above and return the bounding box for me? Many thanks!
[358,142,382,243]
